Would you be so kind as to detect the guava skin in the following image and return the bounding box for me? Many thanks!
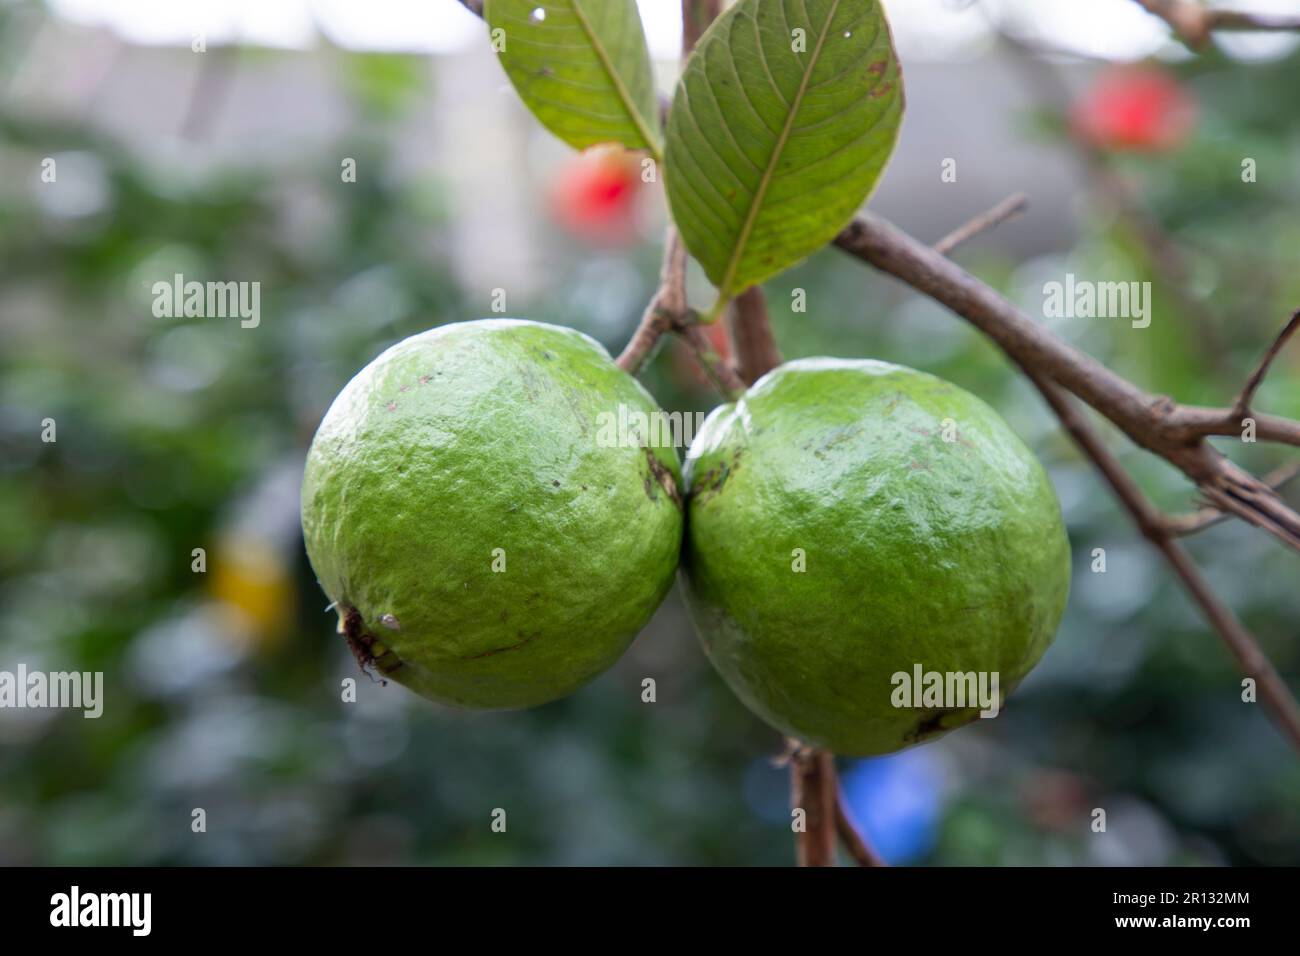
[301,319,683,710]
[681,358,1071,756]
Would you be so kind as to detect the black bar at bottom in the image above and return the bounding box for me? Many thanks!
[0,865,1281,940]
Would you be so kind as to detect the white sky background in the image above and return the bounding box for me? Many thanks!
[42,0,1300,62]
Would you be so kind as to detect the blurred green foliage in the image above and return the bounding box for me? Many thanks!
[1,1,1298,865]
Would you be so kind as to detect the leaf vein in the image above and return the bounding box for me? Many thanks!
[718,0,844,298]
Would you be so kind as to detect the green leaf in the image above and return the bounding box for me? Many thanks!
[485,0,663,161]
[665,0,904,304]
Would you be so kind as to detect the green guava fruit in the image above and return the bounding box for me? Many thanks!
[681,358,1071,756]
[301,319,683,710]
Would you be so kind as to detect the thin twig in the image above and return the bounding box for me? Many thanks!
[933,193,1029,256]
[1163,463,1300,537]
[612,215,743,398]
[836,213,1153,441]
[1132,0,1300,48]
[656,225,689,317]
[1234,309,1300,419]
[675,322,746,399]
[834,212,1300,557]
[835,792,885,867]
[1166,405,1300,447]
[790,745,838,867]
[1029,376,1300,753]
[682,0,722,53]
[731,286,783,386]
[614,304,669,376]
[616,229,687,375]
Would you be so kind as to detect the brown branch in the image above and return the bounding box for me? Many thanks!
[682,0,722,53]
[832,215,1300,754]
[615,229,743,395]
[1027,376,1300,752]
[1183,451,1300,551]
[836,213,1154,444]
[1234,309,1300,419]
[789,745,838,867]
[1165,405,1300,447]
[1132,0,1300,48]
[675,322,746,398]
[616,230,686,375]
[835,791,885,867]
[1163,463,1300,537]
[933,192,1028,257]
[833,212,1300,557]
[731,286,783,385]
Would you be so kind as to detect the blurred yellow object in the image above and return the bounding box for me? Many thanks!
[208,533,294,652]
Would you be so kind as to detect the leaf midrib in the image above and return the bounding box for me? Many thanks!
[717,0,843,299]
[568,0,663,163]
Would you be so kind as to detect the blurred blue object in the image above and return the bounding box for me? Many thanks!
[840,750,943,864]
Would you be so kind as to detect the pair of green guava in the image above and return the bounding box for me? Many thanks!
[301,319,1071,756]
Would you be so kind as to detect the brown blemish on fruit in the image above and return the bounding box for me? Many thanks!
[868,60,887,76]
[385,402,397,412]
[340,605,403,683]
[462,630,540,661]
[813,425,863,459]
[870,82,894,99]
[688,449,742,506]
[904,708,960,744]
[643,447,683,509]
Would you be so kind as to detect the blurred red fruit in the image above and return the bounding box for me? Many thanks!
[1071,65,1197,153]
[547,145,643,246]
